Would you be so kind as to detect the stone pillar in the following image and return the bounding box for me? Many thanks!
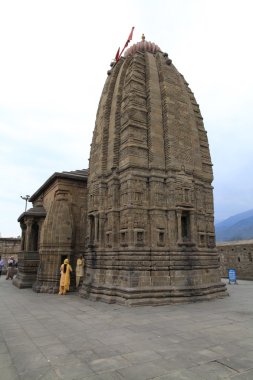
[25,220,33,251]
[99,213,106,248]
[20,223,26,251]
[13,217,40,289]
[95,214,98,244]
[189,211,196,244]
[37,219,43,249]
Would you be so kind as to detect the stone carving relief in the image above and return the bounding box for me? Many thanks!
[174,178,193,206]
[204,188,214,214]
[120,229,128,247]
[127,179,147,206]
[106,231,112,247]
[106,213,113,231]
[121,126,147,145]
[120,181,128,207]
[198,233,206,247]
[166,182,175,208]
[197,214,206,232]
[107,187,113,209]
[120,210,128,229]
[120,146,148,160]
[171,122,193,165]
[134,229,145,246]
[157,228,165,246]
[195,185,204,210]
[92,184,100,210]
[207,234,215,248]
[150,181,165,207]
[133,210,146,229]
[54,189,70,201]
[206,216,215,234]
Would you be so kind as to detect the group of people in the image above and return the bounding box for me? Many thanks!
[0,256,17,280]
[59,255,85,295]
[1,253,84,295]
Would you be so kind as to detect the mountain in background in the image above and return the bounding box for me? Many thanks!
[215,209,253,242]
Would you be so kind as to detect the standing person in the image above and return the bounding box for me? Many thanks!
[75,255,85,288]
[59,258,72,295]
[0,256,4,277]
[6,257,15,280]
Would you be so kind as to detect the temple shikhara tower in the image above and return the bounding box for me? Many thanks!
[79,35,227,304]
[15,34,227,305]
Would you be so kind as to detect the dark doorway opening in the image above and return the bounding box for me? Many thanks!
[181,211,190,242]
[31,223,39,251]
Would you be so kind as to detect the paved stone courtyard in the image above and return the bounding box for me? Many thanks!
[0,277,253,380]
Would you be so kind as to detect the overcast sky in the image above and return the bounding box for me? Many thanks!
[0,0,252,237]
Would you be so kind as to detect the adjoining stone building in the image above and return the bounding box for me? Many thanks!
[14,170,87,290]
[15,35,227,305]
[0,237,21,265]
[217,240,253,280]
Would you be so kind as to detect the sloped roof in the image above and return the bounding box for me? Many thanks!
[29,169,88,202]
[18,205,47,222]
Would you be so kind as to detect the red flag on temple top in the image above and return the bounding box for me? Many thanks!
[127,26,135,43]
[120,26,135,57]
[113,27,135,65]
[115,47,120,62]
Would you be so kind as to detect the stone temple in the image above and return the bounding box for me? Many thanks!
[15,36,227,305]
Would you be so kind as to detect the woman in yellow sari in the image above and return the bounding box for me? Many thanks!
[59,258,72,295]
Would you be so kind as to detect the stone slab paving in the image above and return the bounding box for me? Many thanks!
[0,277,253,379]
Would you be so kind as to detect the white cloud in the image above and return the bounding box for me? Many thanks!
[1,0,253,235]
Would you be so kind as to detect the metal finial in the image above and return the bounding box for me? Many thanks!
[141,33,145,41]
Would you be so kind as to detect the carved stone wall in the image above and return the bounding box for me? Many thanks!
[14,171,88,292]
[0,238,20,263]
[218,240,253,280]
[80,40,227,305]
